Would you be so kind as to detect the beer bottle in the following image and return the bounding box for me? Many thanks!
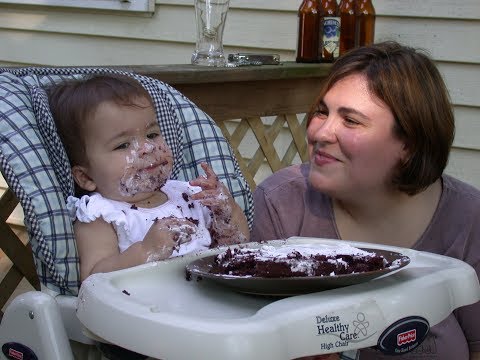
[355,0,375,47]
[338,0,356,55]
[319,0,340,63]
[296,0,321,63]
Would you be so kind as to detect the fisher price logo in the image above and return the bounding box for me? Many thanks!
[398,329,416,346]
[8,348,24,360]
[377,316,430,356]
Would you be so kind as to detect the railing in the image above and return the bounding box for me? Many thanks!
[0,62,330,317]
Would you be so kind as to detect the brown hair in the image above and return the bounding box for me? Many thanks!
[308,41,455,195]
[48,74,153,168]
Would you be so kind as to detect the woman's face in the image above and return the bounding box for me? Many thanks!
[306,73,407,199]
[75,97,173,203]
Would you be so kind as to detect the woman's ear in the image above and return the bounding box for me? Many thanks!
[72,165,96,192]
[400,142,410,162]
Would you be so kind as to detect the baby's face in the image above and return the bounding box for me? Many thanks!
[81,98,173,203]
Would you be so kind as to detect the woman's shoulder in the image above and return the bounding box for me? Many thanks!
[256,163,309,195]
[436,175,480,233]
[442,174,480,207]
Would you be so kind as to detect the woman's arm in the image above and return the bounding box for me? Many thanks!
[250,184,284,242]
[471,351,480,360]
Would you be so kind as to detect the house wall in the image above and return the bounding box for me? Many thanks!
[1,0,479,204]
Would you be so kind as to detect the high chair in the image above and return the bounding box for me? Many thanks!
[0,67,254,360]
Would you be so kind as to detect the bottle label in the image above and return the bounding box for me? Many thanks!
[322,17,340,58]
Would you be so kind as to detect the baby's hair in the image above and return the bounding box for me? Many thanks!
[48,74,153,168]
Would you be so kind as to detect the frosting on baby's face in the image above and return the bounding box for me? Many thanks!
[119,137,173,196]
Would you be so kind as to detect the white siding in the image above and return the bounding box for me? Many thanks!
[0,0,479,189]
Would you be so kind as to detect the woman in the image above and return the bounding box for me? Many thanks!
[251,41,480,359]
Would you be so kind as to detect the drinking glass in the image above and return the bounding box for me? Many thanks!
[191,0,230,67]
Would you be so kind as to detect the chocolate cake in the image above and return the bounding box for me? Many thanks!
[211,244,390,278]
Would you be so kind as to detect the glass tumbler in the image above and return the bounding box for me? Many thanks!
[191,0,230,67]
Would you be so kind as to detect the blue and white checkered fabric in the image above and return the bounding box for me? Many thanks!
[0,67,253,295]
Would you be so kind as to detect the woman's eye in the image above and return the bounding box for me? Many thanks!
[313,107,328,118]
[344,117,360,125]
[114,142,129,150]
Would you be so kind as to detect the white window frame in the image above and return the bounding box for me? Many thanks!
[0,0,155,15]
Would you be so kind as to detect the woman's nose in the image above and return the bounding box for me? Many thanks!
[308,115,338,143]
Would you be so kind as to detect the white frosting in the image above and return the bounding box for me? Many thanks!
[218,244,377,261]
[119,139,173,196]
[218,244,388,277]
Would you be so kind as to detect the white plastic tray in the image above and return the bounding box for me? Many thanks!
[76,237,480,359]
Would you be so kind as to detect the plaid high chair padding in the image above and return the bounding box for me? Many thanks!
[0,67,254,296]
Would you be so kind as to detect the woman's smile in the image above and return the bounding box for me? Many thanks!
[312,148,340,166]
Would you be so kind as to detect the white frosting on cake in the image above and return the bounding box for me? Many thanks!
[218,244,377,261]
[216,244,387,277]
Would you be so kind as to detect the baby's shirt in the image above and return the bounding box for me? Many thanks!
[67,180,213,257]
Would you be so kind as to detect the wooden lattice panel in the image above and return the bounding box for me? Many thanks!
[217,113,309,190]
[0,189,40,319]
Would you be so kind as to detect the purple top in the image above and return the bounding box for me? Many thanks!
[251,163,480,359]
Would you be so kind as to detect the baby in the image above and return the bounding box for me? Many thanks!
[48,74,249,281]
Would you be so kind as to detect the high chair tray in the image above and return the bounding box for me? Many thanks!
[76,237,480,359]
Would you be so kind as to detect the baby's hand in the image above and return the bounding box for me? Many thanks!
[189,162,233,221]
[143,216,196,261]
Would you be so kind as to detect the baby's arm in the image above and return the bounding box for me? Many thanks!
[75,217,192,281]
[75,218,160,281]
[189,162,250,246]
